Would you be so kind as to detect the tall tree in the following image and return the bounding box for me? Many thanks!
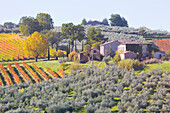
[102,18,109,26]
[61,23,85,52]
[81,18,87,25]
[87,27,107,45]
[109,14,128,27]
[24,32,48,62]
[36,13,54,30]
[40,30,61,60]
[19,16,42,36]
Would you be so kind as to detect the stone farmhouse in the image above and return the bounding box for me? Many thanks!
[100,40,121,56]
[118,42,152,60]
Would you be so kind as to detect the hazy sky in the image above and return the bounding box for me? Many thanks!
[1,0,170,31]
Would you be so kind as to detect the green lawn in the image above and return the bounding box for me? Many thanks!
[135,61,170,75]
[33,60,101,75]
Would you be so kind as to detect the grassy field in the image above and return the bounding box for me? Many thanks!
[135,61,170,75]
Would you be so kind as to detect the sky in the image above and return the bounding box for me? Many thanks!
[0,0,170,31]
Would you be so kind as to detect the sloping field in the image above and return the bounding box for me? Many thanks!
[0,34,27,61]
[0,62,61,86]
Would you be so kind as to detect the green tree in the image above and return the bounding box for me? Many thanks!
[87,27,107,45]
[109,14,128,27]
[36,13,54,30]
[102,18,109,26]
[19,16,42,36]
[19,24,31,36]
[83,44,91,61]
[61,23,85,52]
[138,29,146,35]
[166,50,170,57]
[4,22,16,29]
[40,30,61,60]
[91,42,101,50]
[81,18,87,25]
[24,32,48,62]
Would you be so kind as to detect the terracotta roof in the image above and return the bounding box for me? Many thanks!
[100,40,120,46]
[120,42,150,45]
[152,39,170,52]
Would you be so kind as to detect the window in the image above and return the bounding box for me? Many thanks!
[93,50,97,53]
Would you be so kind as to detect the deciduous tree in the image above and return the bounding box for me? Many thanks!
[19,16,42,36]
[24,32,48,62]
[36,13,54,30]
[87,27,107,45]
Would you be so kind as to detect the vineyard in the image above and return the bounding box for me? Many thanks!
[152,39,170,52]
[0,62,61,86]
[0,33,57,62]
[0,34,28,61]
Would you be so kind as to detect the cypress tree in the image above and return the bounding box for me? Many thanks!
[82,41,84,51]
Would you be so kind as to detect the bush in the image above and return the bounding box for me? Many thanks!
[68,51,76,61]
[56,50,67,57]
[161,56,169,61]
[69,63,82,71]
[112,51,121,64]
[142,58,161,64]
[166,50,170,56]
[58,57,68,63]
[102,56,111,65]
[118,59,144,70]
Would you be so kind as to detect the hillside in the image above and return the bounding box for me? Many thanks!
[53,25,170,49]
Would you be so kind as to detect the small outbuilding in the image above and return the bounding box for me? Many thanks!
[154,51,167,59]
[120,51,137,60]
[78,52,88,63]
[78,48,101,63]
[90,48,101,60]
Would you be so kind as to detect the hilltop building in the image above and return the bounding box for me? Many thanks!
[87,21,106,26]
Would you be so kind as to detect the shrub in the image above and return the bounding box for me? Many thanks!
[161,56,169,61]
[69,63,82,71]
[102,56,111,65]
[166,50,170,56]
[50,49,57,57]
[68,51,76,61]
[118,59,144,70]
[142,58,161,64]
[112,51,121,64]
[56,50,66,57]
[58,57,68,63]
[73,52,80,62]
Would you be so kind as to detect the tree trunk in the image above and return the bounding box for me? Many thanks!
[56,46,58,60]
[71,40,74,52]
[48,46,50,60]
[35,55,38,62]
